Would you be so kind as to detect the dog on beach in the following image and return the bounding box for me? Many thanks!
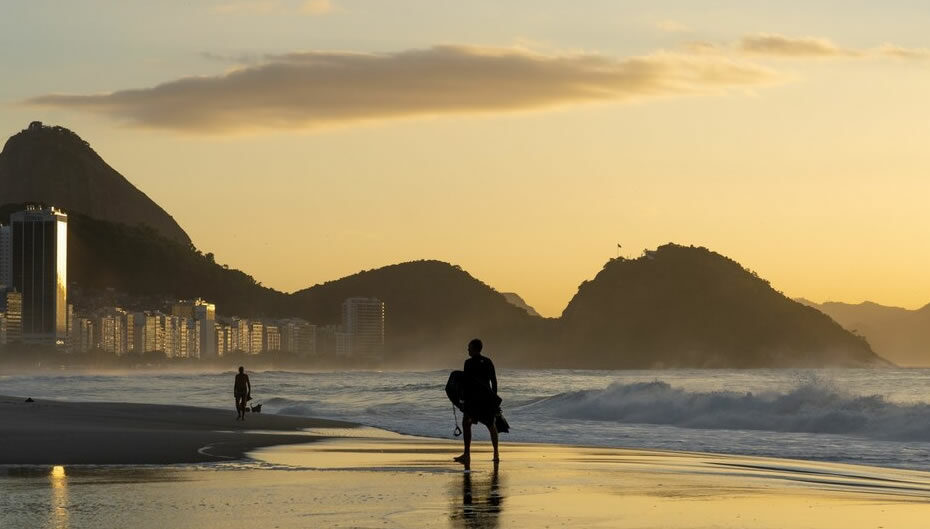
[248,403,262,413]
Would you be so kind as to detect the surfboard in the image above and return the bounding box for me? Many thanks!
[446,370,507,431]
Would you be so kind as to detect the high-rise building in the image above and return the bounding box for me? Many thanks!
[1,289,23,344]
[66,303,74,351]
[0,224,11,288]
[316,324,338,356]
[131,312,146,353]
[263,324,281,352]
[230,318,249,353]
[215,322,229,357]
[248,321,264,354]
[10,206,68,345]
[187,319,201,359]
[96,308,127,356]
[76,318,94,353]
[170,298,216,357]
[140,311,164,353]
[341,297,385,359]
[280,318,316,356]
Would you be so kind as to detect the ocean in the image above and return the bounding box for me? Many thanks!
[3,367,930,471]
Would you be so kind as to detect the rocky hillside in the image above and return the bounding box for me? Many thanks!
[0,122,189,244]
[558,244,884,368]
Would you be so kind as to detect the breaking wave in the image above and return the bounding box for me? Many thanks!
[518,380,930,442]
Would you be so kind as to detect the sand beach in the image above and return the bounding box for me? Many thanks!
[2,395,930,528]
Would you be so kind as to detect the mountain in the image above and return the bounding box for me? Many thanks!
[0,122,190,244]
[0,203,287,318]
[558,244,883,368]
[288,261,554,366]
[501,292,542,317]
[0,123,887,369]
[796,299,930,366]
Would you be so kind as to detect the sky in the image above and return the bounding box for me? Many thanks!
[2,1,930,317]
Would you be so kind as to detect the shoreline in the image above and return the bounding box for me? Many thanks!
[5,396,930,527]
[0,395,355,465]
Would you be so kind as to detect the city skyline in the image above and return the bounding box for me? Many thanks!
[4,2,930,316]
[0,201,386,360]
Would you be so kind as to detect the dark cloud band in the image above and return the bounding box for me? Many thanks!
[26,45,777,134]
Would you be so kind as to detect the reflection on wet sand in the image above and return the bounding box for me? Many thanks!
[49,466,69,529]
[451,463,503,529]
[5,439,930,529]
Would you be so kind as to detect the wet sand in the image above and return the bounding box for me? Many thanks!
[0,395,353,464]
[251,437,930,528]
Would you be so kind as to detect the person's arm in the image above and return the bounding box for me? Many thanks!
[246,376,251,397]
[489,361,498,395]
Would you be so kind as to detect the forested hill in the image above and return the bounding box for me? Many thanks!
[0,204,287,318]
[288,261,555,366]
[558,244,884,368]
[0,123,888,368]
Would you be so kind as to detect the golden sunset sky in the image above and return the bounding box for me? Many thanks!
[3,1,930,316]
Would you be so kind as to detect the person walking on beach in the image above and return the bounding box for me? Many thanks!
[234,366,251,421]
[454,338,500,466]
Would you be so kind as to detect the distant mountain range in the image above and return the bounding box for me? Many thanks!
[796,299,930,366]
[0,122,886,368]
[501,292,541,317]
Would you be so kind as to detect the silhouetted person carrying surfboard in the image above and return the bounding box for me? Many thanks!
[453,338,500,466]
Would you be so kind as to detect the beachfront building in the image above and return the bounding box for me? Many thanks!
[10,206,68,345]
[123,311,138,355]
[0,224,10,288]
[187,319,201,359]
[335,331,353,357]
[340,297,385,359]
[316,324,338,356]
[230,318,249,353]
[75,317,94,353]
[96,307,127,356]
[248,321,264,354]
[263,324,281,352]
[172,298,217,358]
[280,318,316,356]
[138,312,165,353]
[192,299,216,358]
[215,322,230,357]
[0,289,22,344]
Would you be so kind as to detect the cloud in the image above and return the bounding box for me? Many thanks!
[739,33,858,57]
[685,33,930,63]
[656,20,689,33]
[875,43,930,60]
[300,0,333,15]
[199,51,264,64]
[211,0,336,16]
[25,45,779,134]
[211,0,279,15]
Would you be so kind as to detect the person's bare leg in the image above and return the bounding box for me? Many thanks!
[454,416,472,465]
[489,422,499,462]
